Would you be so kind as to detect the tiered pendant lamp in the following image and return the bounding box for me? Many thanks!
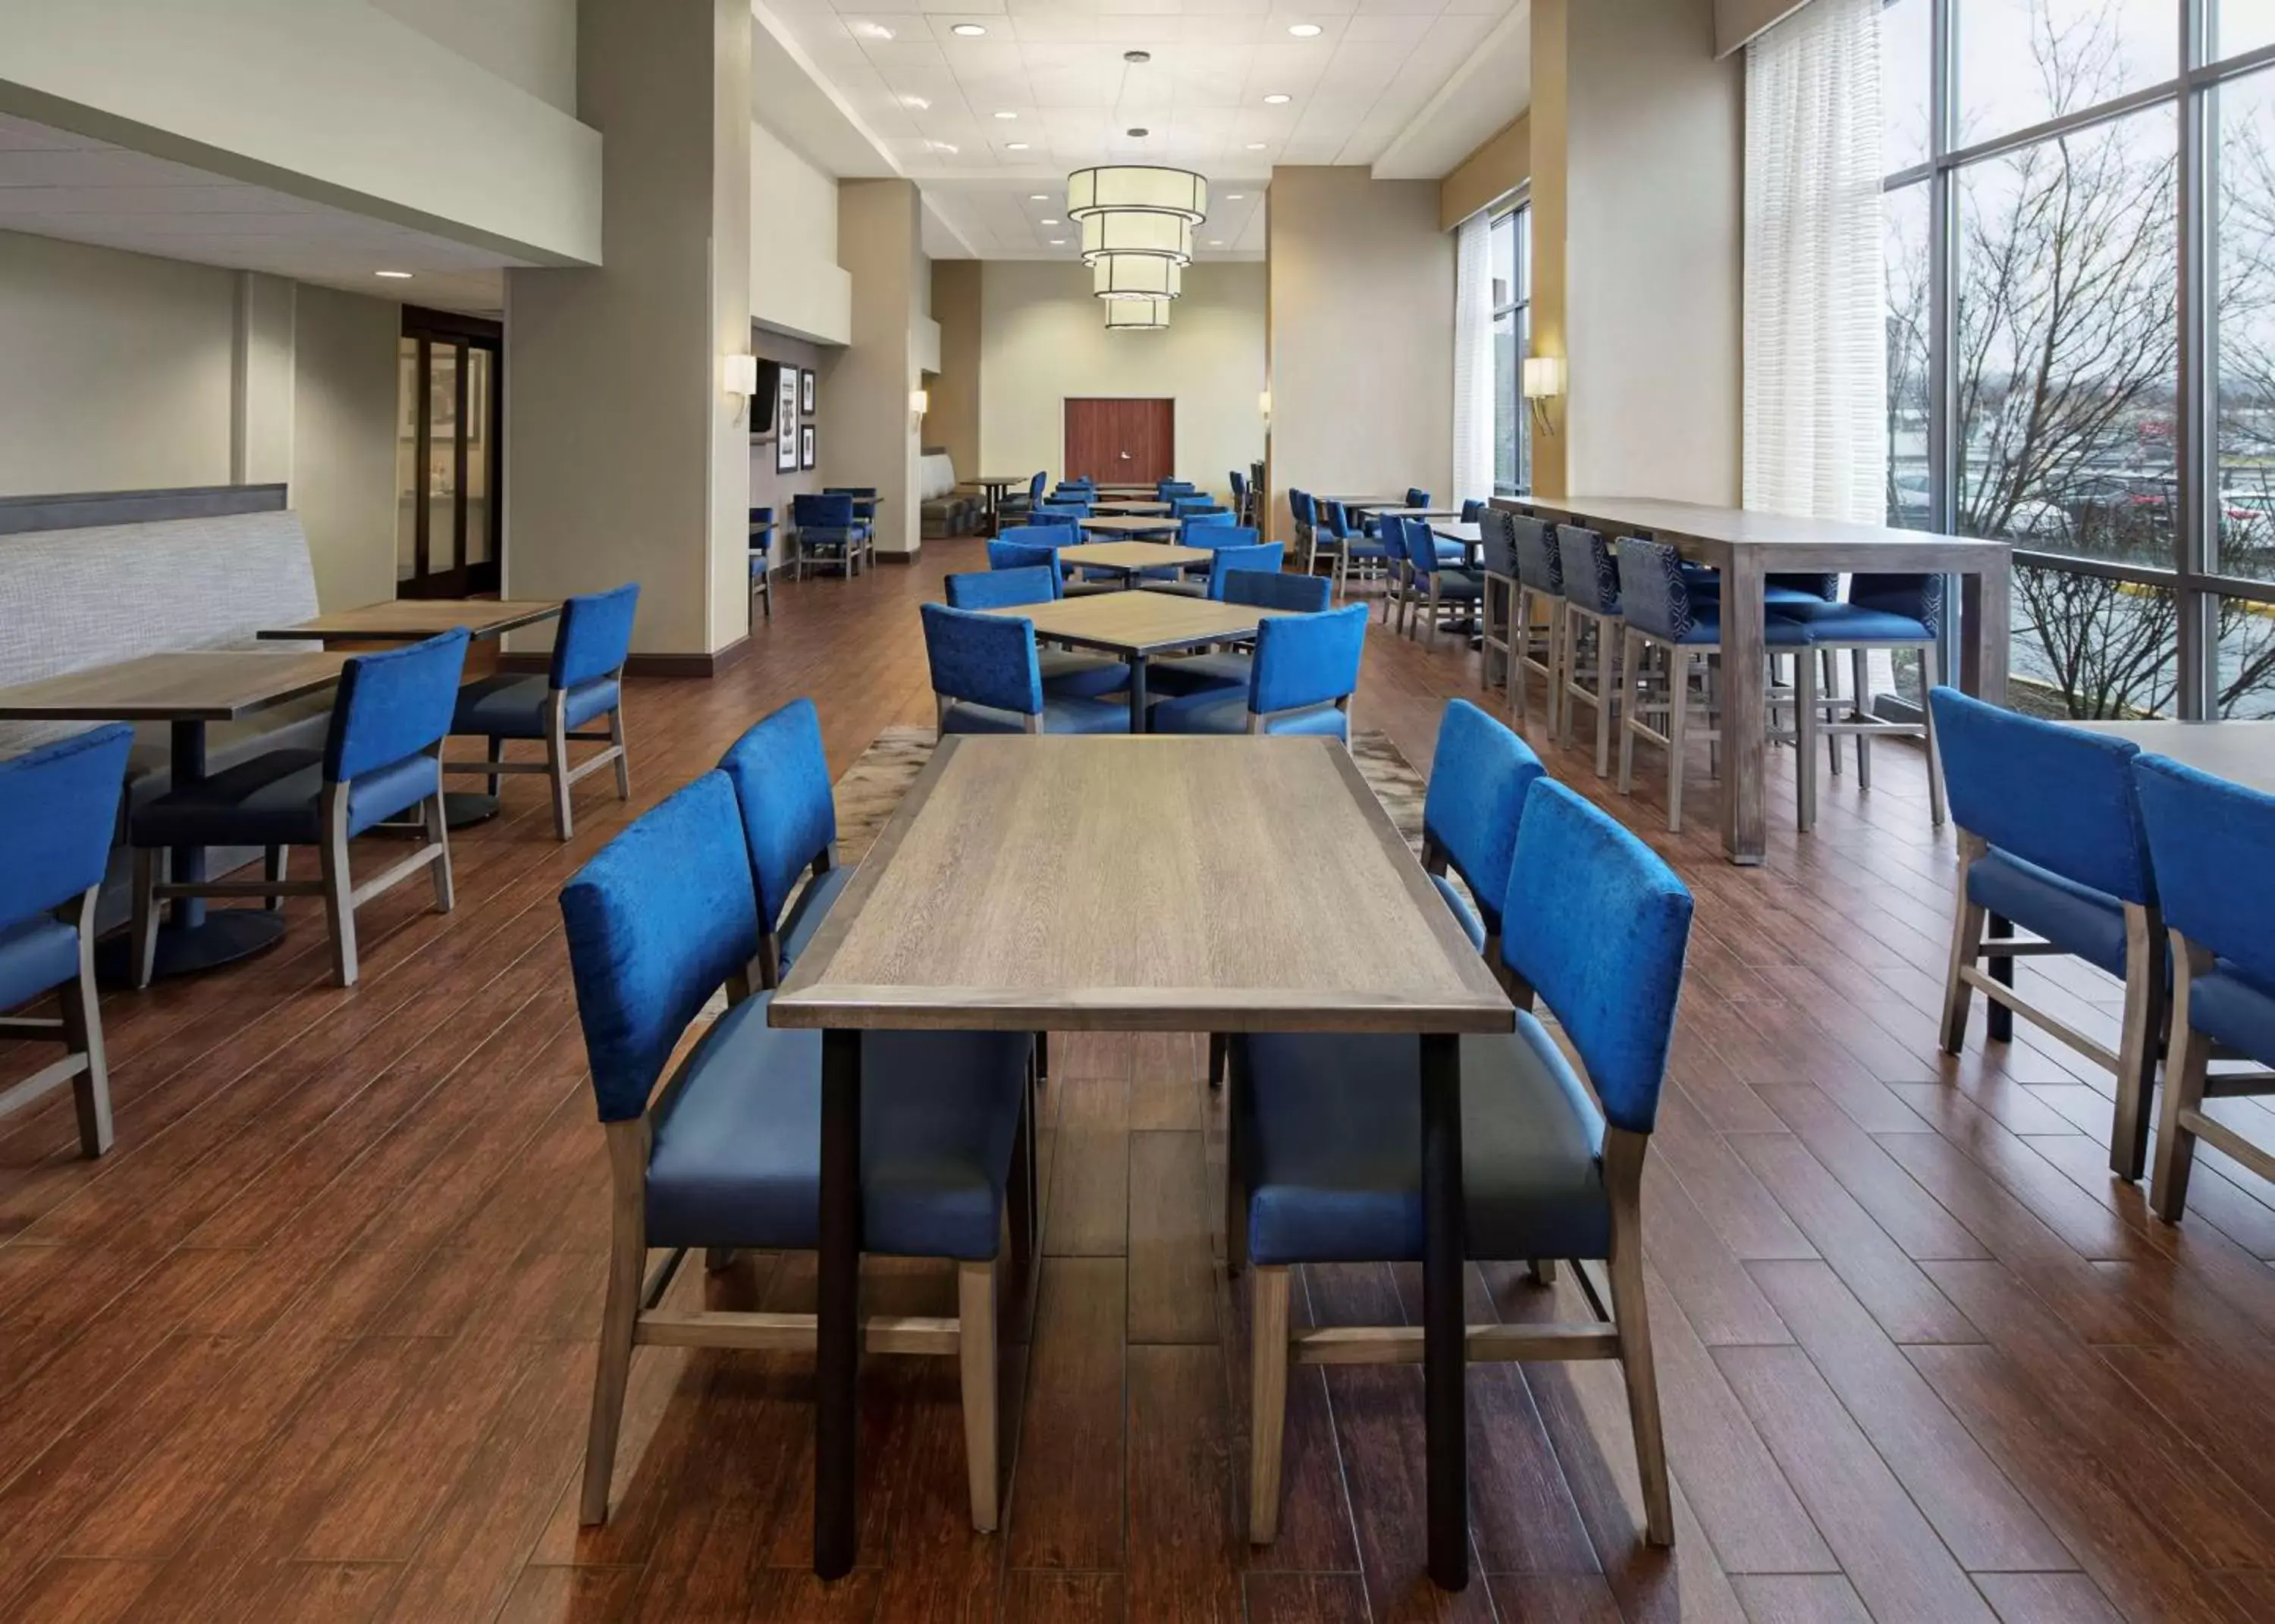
[1104,297,1170,331]
[1070,165,1208,332]
[1093,256,1182,302]
[1079,211,1192,265]
[1065,166,1209,224]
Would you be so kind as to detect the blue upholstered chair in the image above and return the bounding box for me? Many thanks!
[2132,754,2275,1219]
[748,505,775,622]
[1404,487,1432,511]
[1326,501,1389,600]
[945,569,1131,700]
[1509,515,1567,736]
[792,492,872,579]
[1147,560,1321,702]
[1233,776,1694,1548]
[135,629,468,988]
[921,604,1130,735]
[1422,698,1546,957]
[560,770,1031,1532]
[1152,536,1275,600]
[1402,516,1482,650]
[987,538,1065,582]
[1614,538,1815,834]
[1553,525,1626,777]
[1461,499,1487,523]
[715,697,851,989]
[1225,569,1332,614]
[450,582,639,842]
[1178,512,1240,542]
[1230,469,1250,522]
[1157,479,1198,500]
[1776,575,1949,827]
[1929,686,2164,1178]
[1151,604,1368,740]
[1288,491,1320,577]
[0,724,132,1155]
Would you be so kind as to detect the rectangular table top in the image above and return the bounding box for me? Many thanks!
[256,598,562,643]
[1079,514,1184,537]
[1432,522,1484,546]
[979,589,1288,656]
[2067,720,2275,797]
[1090,500,1175,516]
[0,649,353,723]
[1516,495,2010,570]
[1318,496,1408,510]
[1056,541,1216,573]
[1373,507,1465,521]
[771,735,1514,1033]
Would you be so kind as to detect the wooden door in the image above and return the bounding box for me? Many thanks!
[1064,398,1174,484]
[397,306,504,598]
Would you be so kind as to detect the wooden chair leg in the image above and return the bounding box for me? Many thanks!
[319,787,358,988]
[61,890,112,1157]
[1605,1130,1672,1547]
[1593,621,1618,779]
[263,845,289,911]
[1939,839,1985,1055]
[2151,942,2213,1222]
[423,793,455,913]
[1850,648,1873,788]
[1920,644,1948,828]
[959,1259,1000,1532]
[130,846,162,990]
[1665,651,1692,834]
[545,697,575,842]
[2110,903,2164,1181]
[1795,653,1818,832]
[610,704,632,800]
[582,1121,648,1525]
[1248,1264,1291,1545]
[1616,630,1642,795]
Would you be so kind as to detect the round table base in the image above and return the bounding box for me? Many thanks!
[444,792,502,829]
[96,908,287,986]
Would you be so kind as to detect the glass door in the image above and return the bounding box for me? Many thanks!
[397,308,503,598]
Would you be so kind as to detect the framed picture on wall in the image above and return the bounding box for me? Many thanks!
[799,423,816,470]
[800,368,817,415]
[774,370,799,472]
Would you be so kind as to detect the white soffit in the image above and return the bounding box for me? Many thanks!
[753,3,903,177]
[0,114,519,312]
[1370,1,1530,181]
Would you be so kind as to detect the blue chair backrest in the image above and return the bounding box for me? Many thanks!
[1204,541,1283,598]
[1225,569,1331,613]
[1035,502,1090,521]
[1426,699,1545,937]
[1849,573,1944,634]
[1477,509,1520,579]
[1499,781,1693,1134]
[1406,488,1431,509]
[0,723,133,925]
[1926,687,2155,904]
[326,627,469,783]
[1511,516,1563,594]
[1182,515,1244,547]
[1401,516,1443,578]
[1231,470,1248,501]
[551,582,641,691]
[1769,572,1840,602]
[560,771,759,1123]
[1322,501,1354,541]
[987,539,1067,585]
[1291,491,1314,528]
[921,602,1042,716]
[1614,537,1702,642]
[949,566,1059,610]
[1020,519,1079,541]
[1251,604,1368,716]
[794,492,855,531]
[1158,480,1197,499]
[1555,525,1620,614]
[1028,472,1047,502]
[2133,754,2275,989]
[1461,500,1486,522]
[717,697,835,932]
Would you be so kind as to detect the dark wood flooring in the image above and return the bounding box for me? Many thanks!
[2,541,2272,1622]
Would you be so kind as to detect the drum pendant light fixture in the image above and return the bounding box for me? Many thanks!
[1065,165,1208,224]
[1092,255,1181,301]
[1080,211,1192,265]
[1068,165,1206,329]
[1104,296,1170,331]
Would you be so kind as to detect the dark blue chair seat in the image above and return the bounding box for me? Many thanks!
[1037,651,1131,699]
[453,672,622,737]
[1762,583,1827,607]
[1657,609,1817,648]
[130,747,437,848]
[1238,1017,1610,1266]
[1429,569,1483,600]
[1344,539,1390,561]
[777,860,855,977]
[1771,603,1933,642]
[2188,962,2275,1060]
[1144,650,1251,699]
[1150,691,1347,738]
[1965,848,2129,977]
[942,695,1129,735]
[0,914,77,1012]
[1429,873,1486,952]
[644,992,1028,1259]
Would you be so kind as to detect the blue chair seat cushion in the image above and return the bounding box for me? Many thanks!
[1237,1016,1610,1266]
[941,696,1130,735]
[1422,571,1483,600]
[1966,847,2129,977]
[1145,651,1251,699]
[1434,544,1468,565]
[1343,541,1391,561]
[453,673,621,738]
[1429,873,1486,953]
[1037,651,1131,699]
[0,914,79,1012]
[130,748,438,847]
[1774,604,1934,642]
[1150,691,1348,739]
[1762,583,1831,607]
[644,993,1029,1259]
[776,861,855,973]
[1651,609,1817,648]
[2186,961,2275,1061]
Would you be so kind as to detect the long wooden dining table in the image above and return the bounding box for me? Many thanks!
[770,735,1513,1589]
[1511,496,2013,865]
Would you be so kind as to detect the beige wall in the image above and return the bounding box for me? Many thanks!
[1529,0,1742,503]
[0,231,401,610]
[505,0,752,658]
[927,259,981,475]
[975,259,1264,507]
[371,0,578,114]
[1440,115,1530,230]
[752,119,852,345]
[1266,168,1451,541]
[826,179,924,558]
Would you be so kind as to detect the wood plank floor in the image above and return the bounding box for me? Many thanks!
[2,540,2273,1623]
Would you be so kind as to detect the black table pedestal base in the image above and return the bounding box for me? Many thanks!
[444,792,501,829]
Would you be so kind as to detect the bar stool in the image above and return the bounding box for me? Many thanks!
[1508,514,1567,738]
[1554,524,1624,777]
[1778,575,1949,828]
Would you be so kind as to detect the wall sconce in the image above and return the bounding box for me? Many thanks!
[910,388,930,417]
[1521,356,1565,436]
[723,353,758,424]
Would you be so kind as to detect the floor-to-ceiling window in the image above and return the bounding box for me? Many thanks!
[1884,0,2275,717]
[1491,202,1532,495]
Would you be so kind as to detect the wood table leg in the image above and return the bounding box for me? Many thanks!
[1718,549,1768,865]
[814,1027,863,1579]
[1960,560,2011,704]
[1420,1032,1468,1590]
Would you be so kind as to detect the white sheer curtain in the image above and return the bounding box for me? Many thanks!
[1743,0,1885,522]
[1451,211,1494,505]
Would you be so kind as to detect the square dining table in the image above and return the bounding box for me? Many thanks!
[1054,539,1216,589]
[770,735,1514,1588]
[2068,720,2275,794]
[1077,513,1183,539]
[0,648,353,979]
[980,588,1291,730]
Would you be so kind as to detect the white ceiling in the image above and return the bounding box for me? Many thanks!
[0,114,523,312]
[754,0,1529,259]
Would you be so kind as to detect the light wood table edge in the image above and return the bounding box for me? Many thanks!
[253,601,562,642]
[0,651,353,723]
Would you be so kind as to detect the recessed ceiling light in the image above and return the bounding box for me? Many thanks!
[856,22,895,39]
[1263,93,1291,105]
[1225,193,1244,200]
[1288,23,1323,37]
[1049,238,1066,245]
[951,23,987,36]
[1029,193,1050,200]
[1208,240,1225,246]
[994,110,1018,120]
[902,94,930,109]
[1039,218,1058,225]
[1006,141,1029,150]
[375,270,413,279]
[930,141,959,153]
[1246,142,1267,150]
